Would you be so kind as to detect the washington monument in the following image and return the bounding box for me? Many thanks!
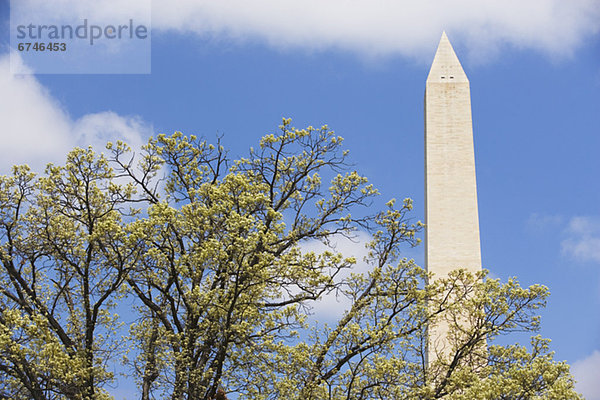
[425,32,482,364]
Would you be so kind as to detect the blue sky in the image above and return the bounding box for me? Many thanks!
[1,0,599,398]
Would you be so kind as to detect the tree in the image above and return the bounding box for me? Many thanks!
[0,151,136,399]
[0,119,582,399]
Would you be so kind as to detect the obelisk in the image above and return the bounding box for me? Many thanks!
[425,32,482,365]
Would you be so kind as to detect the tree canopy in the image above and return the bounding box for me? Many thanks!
[0,119,582,399]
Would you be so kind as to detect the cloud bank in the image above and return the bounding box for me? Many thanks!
[299,231,374,320]
[561,216,600,265]
[297,231,423,321]
[0,53,151,173]
[572,350,600,400]
[526,213,600,266]
[154,0,600,59]
[12,0,600,60]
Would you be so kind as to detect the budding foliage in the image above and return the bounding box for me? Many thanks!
[0,120,581,399]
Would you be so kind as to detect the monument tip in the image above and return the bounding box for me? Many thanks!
[426,31,468,84]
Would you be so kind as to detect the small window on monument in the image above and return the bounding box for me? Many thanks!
[450,76,454,79]
[441,76,445,79]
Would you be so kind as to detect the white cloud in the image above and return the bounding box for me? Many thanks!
[0,52,151,173]
[73,112,148,155]
[299,231,373,321]
[561,216,600,264]
[0,53,72,169]
[12,0,150,25]
[10,0,600,60]
[154,0,600,60]
[572,350,600,400]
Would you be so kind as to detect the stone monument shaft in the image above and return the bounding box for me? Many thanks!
[425,32,482,362]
